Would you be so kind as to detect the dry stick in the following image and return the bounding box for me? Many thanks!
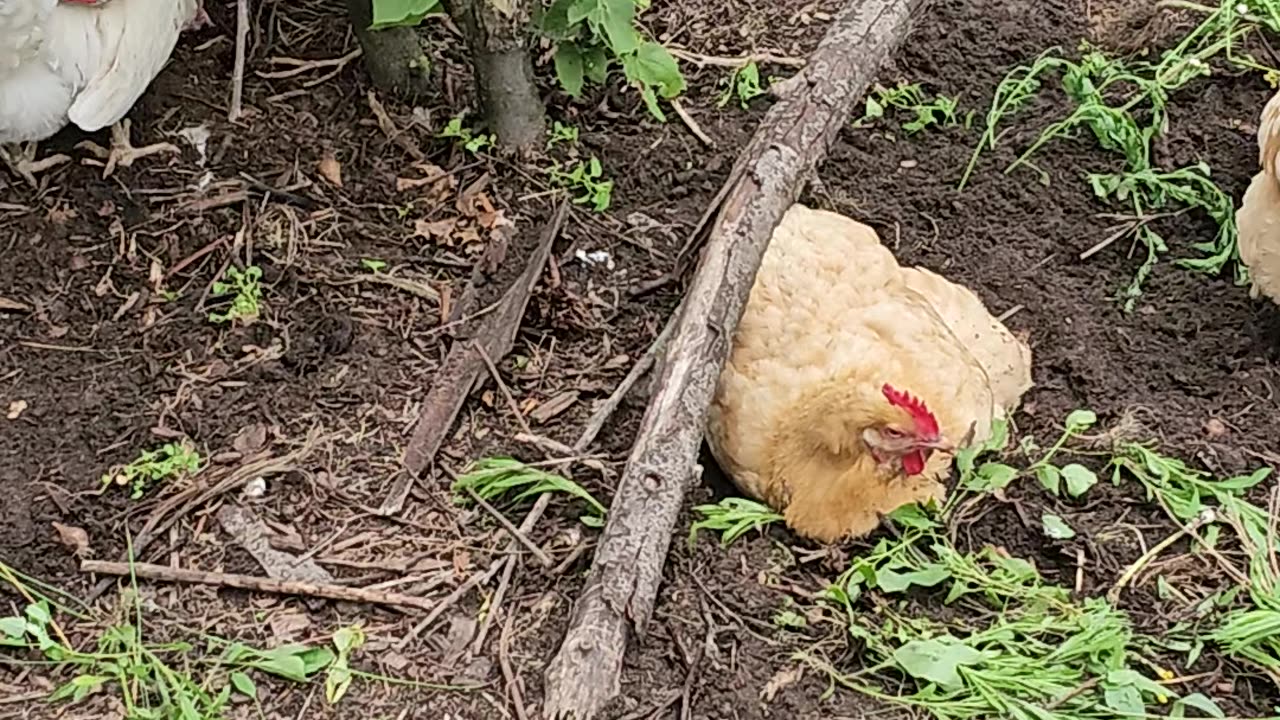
[469,316,677,655]
[384,200,569,513]
[465,487,553,568]
[541,1,925,716]
[229,0,249,121]
[81,560,440,611]
[1108,508,1217,603]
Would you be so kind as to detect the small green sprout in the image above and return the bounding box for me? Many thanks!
[360,258,387,272]
[208,265,263,325]
[688,497,783,547]
[716,62,767,109]
[101,442,201,499]
[547,156,614,212]
[439,115,493,154]
[546,121,580,150]
[856,82,959,134]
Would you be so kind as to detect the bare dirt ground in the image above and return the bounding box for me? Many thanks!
[2,0,1279,718]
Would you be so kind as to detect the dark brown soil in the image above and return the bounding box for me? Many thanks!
[2,0,1278,717]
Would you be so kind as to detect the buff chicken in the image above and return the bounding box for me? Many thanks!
[0,0,208,186]
[1237,88,1280,305]
[705,204,1033,543]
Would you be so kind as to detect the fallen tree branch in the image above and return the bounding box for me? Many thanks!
[383,199,568,513]
[541,1,927,717]
[81,560,439,611]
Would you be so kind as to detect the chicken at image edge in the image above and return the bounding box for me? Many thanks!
[1238,87,1280,305]
[706,204,1033,543]
[0,0,208,186]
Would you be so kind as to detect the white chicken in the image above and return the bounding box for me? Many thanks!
[0,0,207,186]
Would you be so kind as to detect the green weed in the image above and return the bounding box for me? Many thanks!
[208,266,263,326]
[688,497,784,547]
[855,82,960,134]
[547,156,614,212]
[101,442,201,499]
[452,456,607,527]
[958,2,1279,309]
[439,115,494,155]
[546,120,580,150]
[716,62,767,110]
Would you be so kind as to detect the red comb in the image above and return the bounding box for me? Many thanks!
[882,384,940,437]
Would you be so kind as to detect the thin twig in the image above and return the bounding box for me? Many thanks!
[669,48,806,68]
[474,341,536,439]
[671,100,715,147]
[500,612,530,720]
[229,0,249,121]
[464,487,552,568]
[1108,508,1217,602]
[81,560,440,611]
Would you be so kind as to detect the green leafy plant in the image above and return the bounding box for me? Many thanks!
[101,442,201,499]
[439,115,494,154]
[688,497,784,547]
[452,456,607,527]
[546,120,580,149]
[360,258,388,272]
[547,156,614,211]
[538,0,686,120]
[324,626,365,705]
[806,412,1222,720]
[855,82,959,134]
[716,62,767,109]
[208,265,264,325]
[958,8,1276,309]
[369,0,441,29]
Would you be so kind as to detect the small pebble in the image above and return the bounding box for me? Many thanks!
[900,159,918,169]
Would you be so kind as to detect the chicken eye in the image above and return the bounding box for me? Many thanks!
[882,427,905,439]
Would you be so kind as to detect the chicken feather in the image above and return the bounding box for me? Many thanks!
[0,0,198,156]
[706,204,1033,542]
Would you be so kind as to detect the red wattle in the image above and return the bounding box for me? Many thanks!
[902,450,926,475]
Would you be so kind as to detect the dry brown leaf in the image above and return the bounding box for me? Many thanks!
[51,522,90,557]
[414,217,458,239]
[529,391,579,424]
[760,664,804,702]
[456,173,491,217]
[6,399,27,420]
[318,151,343,187]
[269,611,312,639]
[232,423,268,454]
[0,297,31,313]
[396,162,457,203]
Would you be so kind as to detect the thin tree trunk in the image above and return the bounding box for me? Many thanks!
[539,0,929,717]
[446,0,545,150]
[347,0,434,103]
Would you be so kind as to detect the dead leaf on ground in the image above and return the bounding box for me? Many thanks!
[414,217,458,240]
[233,423,268,454]
[456,173,491,217]
[269,611,312,639]
[529,391,579,424]
[52,522,90,557]
[318,151,343,187]
[760,664,804,702]
[396,161,457,202]
[6,399,27,420]
[0,297,31,313]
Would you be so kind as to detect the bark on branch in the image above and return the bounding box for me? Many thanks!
[540,1,927,717]
[347,0,434,102]
[446,0,546,149]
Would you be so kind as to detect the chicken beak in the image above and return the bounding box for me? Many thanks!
[922,437,955,453]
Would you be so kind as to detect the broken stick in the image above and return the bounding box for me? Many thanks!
[541,1,927,717]
[383,199,568,514]
[81,559,439,611]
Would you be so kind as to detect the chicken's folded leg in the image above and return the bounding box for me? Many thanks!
[77,119,180,179]
[0,143,72,189]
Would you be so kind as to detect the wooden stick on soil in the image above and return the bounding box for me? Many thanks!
[81,560,440,611]
[541,1,926,717]
[382,199,568,514]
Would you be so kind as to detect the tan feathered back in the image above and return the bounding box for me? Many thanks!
[1237,89,1280,304]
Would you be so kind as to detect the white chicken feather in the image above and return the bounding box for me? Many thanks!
[0,0,205,185]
